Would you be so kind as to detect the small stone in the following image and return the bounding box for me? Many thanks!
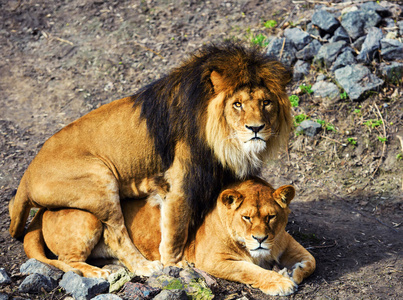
[357,27,383,62]
[332,50,356,72]
[0,268,11,285]
[352,36,366,51]
[312,9,340,33]
[360,1,391,17]
[154,289,188,300]
[379,62,403,84]
[19,273,57,293]
[20,258,64,281]
[91,295,123,300]
[314,41,347,69]
[293,60,311,81]
[147,273,184,290]
[296,120,322,137]
[163,266,182,278]
[266,37,296,67]
[312,81,340,101]
[329,26,350,43]
[335,64,384,101]
[123,282,161,300]
[179,268,203,284]
[296,39,322,61]
[108,268,134,293]
[380,38,403,60]
[306,22,321,37]
[341,10,381,40]
[60,271,109,300]
[284,27,313,51]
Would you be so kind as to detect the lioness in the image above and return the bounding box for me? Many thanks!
[24,179,315,296]
[9,43,292,271]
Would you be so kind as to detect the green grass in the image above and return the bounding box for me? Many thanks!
[377,136,387,143]
[250,33,268,47]
[263,19,277,28]
[299,84,313,94]
[289,95,299,107]
[294,114,309,124]
[317,119,336,132]
[347,137,357,145]
[340,91,348,100]
[364,119,383,128]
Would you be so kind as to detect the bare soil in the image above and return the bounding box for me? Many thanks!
[0,0,402,299]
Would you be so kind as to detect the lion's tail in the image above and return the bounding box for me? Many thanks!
[9,176,33,238]
[24,208,83,276]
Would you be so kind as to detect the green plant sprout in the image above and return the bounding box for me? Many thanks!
[251,33,268,46]
[317,119,336,132]
[294,114,308,124]
[347,137,357,145]
[340,91,348,100]
[377,136,387,143]
[397,153,403,160]
[299,84,313,94]
[364,119,383,128]
[289,95,299,107]
[264,20,277,28]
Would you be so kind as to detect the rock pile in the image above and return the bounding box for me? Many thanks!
[267,1,403,101]
[2,259,215,300]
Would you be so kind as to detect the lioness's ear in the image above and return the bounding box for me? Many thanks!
[210,71,226,93]
[220,189,244,209]
[273,185,295,208]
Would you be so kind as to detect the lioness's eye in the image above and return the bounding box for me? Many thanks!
[267,215,276,222]
[242,216,251,222]
[233,102,242,109]
[263,100,271,107]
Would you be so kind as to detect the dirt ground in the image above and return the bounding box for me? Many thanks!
[0,0,402,299]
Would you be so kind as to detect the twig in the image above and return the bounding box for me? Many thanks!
[279,38,286,61]
[42,31,74,46]
[371,102,387,178]
[132,41,164,59]
[306,240,337,250]
[321,135,343,145]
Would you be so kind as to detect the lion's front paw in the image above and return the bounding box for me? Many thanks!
[260,276,298,296]
[136,260,164,276]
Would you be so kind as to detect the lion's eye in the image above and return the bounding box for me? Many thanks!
[267,215,276,222]
[242,216,251,222]
[233,102,242,109]
[263,100,271,107]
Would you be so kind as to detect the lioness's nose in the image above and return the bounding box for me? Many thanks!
[245,124,265,133]
[252,235,268,244]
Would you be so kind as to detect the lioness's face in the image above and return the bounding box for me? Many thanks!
[220,181,294,259]
[224,87,279,155]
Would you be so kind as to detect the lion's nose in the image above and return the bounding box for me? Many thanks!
[245,124,265,133]
[252,235,268,244]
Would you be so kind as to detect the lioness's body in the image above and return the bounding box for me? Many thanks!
[24,179,315,296]
[10,44,292,272]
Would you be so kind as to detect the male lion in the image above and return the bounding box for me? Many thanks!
[9,43,292,272]
[24,178,315,296]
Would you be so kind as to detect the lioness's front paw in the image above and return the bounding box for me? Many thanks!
[261,276,298,296]
[136,260,164,276]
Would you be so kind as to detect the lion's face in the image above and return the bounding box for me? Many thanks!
[223,87,280,155]
[218,179,295,260]
[205,69,292,179]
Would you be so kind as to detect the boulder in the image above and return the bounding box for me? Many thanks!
[20,258,64,281]
[311,9,340,33]
[341,10,381,40]
[296,120,322,137]
[380,38,403,60]
[357,27,383,62]
[335,65,384,100]
[314,41,347,68]
[59,271,109,300]
[296,39,322,61]
[284,27,313,51]
[19,273,57,293]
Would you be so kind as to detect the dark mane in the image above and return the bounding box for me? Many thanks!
[132,42,290,226]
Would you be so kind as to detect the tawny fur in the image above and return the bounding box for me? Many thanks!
[10,43,292,269]
[24,179,315,296]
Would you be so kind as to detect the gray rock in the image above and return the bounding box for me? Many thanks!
[163,266,182,278]
[352,36,366,51]
[398,20,403,36]
[296,120,322,137]
[123,282,161,299]
[360,1,391,17]
[266,37,296,67]
[19,273,57,293]
[179,268,203,284]
[60,271,109,300]
[314,41,347,68]
[341,10,381,40]
[91,294,123,300]
[380,38,403,60]
[284,27,313,51]
[357,27,383,62]
[154,290,188,300]
[20,258,64,281]
[306,22,321,37]
[335,65,384,101]
[296,39,322,61]
[0,268,11,285]
[312,81,340,101]
[312,9,340,33]
[293,60,311,81]
[329,26,350,43]
[379,62,403,84]
[0,293,8,300]
[147,273,183,289]
[332,50,356,72]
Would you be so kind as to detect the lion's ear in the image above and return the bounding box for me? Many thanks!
[273,185,295,208]
[220,189,244,209]
[210,71,226,93]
